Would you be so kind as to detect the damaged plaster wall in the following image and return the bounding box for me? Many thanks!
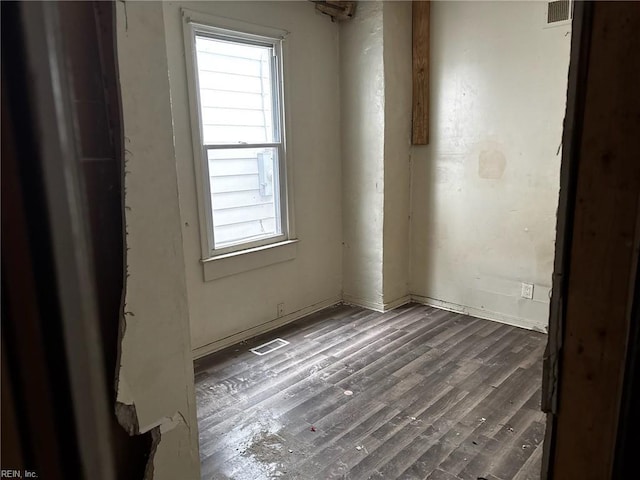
[163,1,343,356]
[409,1,571,331]
[115,1,200,478]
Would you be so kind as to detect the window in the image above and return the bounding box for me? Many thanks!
[184,15,290,259]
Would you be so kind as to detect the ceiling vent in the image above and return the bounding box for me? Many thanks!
[546,0,573,26]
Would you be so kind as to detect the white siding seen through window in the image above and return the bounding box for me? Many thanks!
[192,31,286,252]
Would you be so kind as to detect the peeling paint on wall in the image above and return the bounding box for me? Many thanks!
[142,427,161,480]
[115,401,139,436]
[115,1,200,478]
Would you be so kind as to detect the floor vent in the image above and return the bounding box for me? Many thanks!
[547,0,572,25]
[250,338,290,356]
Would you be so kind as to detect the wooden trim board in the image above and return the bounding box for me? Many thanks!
[547,2,640,478]
[412,0,429,145]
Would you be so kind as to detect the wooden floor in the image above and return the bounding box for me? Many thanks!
[194,303,547,480]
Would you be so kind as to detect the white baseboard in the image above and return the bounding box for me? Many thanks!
[384,294,412,310]
[410,294,548,334]
[193,292,546,360]
[343,294,411,312]
[192,295,342,359]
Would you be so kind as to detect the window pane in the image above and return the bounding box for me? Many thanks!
[195,36,277,145]
[207,147,282,248]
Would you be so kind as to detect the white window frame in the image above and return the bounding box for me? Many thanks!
[182,9,294,261]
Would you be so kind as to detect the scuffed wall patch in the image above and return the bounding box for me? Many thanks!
[478,149,507,179]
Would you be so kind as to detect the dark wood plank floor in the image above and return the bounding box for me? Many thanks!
[194,303,547,480]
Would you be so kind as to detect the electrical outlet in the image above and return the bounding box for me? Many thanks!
[277,303,285,317]
[521,283,534,300]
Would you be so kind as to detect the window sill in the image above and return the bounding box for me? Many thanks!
[201,239,298,282]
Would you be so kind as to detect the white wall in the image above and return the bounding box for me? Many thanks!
[410,1,571,331]
[341,1,413,311]
[115,2,199,478]
[163,1,343,355]
[382,1,412,307]
[341,0,386,309]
